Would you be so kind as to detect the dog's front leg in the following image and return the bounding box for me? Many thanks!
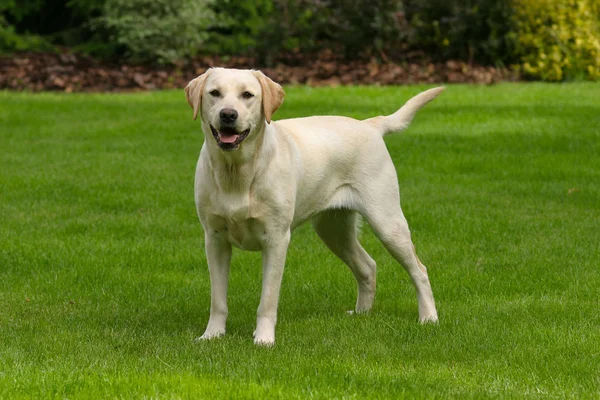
[254,229,291,346]
[199,231,232,340]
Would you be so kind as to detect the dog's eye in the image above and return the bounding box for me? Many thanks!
[209,89,221,97]
[242,91,254,99]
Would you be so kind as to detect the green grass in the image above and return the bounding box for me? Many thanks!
[1,83,599,399]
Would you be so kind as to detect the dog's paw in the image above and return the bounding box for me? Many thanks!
[195,328,225,342]
[419,314,439,324]
[253,333,275,347]
[347,308,370,316]
[253,320,275,346]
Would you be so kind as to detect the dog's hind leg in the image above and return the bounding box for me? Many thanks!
[362,205,438,323]
[312,209,377,312]
[359,172,438,323]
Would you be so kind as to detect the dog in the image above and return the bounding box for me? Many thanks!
[185,67,442,345]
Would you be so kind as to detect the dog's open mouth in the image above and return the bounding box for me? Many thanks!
[210,125,251,150]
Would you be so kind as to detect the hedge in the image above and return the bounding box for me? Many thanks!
[1,0,599,80]
[513,0,600,81]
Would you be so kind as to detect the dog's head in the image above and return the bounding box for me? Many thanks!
[185,68,285,152]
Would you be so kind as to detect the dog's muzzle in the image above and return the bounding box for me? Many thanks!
[210,125,251,151]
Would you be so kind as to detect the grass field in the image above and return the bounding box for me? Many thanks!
[1,83,599,399]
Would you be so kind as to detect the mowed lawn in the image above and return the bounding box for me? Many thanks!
[1,83,599,399]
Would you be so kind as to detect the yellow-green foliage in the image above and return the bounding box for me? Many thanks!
[513,0,600,81]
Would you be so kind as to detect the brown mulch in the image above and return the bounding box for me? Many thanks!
[0,50,517,92]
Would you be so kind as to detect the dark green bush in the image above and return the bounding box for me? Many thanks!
[310,0,408,59]
[2,0,597,80]
[404,0,517,65]
[0,0,103,53]
[1,0,515,65]
[94,0,216,63]
[208,0,515,65]
[207,0,316,65]
[209,0,409,64]
[0,0,53,53]
[0,18,54,53]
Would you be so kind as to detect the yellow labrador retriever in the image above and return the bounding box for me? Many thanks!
[185,68,442,345]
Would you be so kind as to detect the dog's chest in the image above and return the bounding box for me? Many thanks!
[204,193,266,251]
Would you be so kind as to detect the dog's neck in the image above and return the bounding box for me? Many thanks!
[204,121,276,192]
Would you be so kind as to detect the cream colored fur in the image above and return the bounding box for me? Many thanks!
[185,67,442,346]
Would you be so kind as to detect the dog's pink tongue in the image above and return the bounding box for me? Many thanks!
[219,132,238,143]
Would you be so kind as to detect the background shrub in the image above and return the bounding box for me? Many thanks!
[1,0,599,80]
[513,0,600,81]
[403,0,517,65]
[0,0,53,52]
[0,17,53,53]
[207,0,408,65]
[308,0,408,60]
[96,0,216,64]
[208,0,514,65]
[208,0,317,66]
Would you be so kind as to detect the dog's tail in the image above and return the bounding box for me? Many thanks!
[364,87,444,136]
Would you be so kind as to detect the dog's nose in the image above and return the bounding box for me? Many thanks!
[219,108,238,124]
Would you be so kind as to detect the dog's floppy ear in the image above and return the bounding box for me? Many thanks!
[185,69,213,121]
[253,70,285,124]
